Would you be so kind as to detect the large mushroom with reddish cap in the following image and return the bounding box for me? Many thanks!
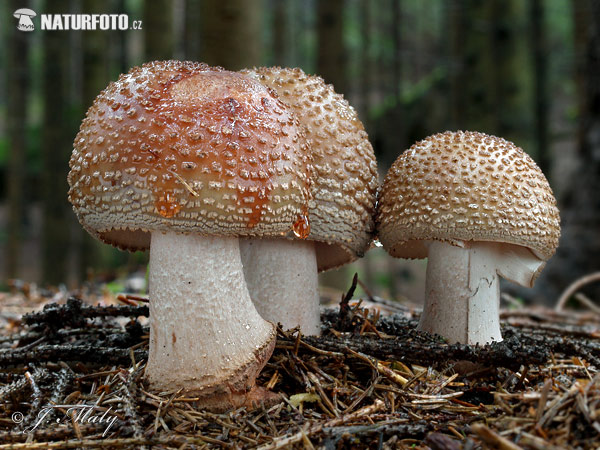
[240,67,378,335]
[68,61,311,410]
[377,131,560,345]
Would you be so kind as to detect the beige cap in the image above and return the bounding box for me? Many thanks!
[68,61,311,251]
[377,130,561,260]
[242,67,379,271]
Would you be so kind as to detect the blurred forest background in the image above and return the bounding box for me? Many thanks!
[1,0,599,306]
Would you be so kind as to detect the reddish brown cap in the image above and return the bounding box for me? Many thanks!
[68,61,311,250]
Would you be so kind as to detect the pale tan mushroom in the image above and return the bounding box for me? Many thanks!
[68,61,311,410]
[377,131,560,345]
[240,67,379,335]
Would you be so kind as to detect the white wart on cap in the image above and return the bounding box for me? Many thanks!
[68,60,311,410]
[239,66,378,335]
[377,130,560,345]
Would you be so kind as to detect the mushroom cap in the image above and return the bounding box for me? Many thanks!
[14,8,36,17]
[377,130,561,261]
[68,61,311,251]
[242,67,378,271]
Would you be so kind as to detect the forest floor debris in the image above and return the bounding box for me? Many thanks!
[0,281,599,449]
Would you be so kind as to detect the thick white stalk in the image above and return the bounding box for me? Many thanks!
[240,238,321,336]
[419,240,502,345]
[419,240,545,345]
[146,231,276,410]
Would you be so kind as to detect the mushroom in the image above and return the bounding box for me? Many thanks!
[14,8,36,31]
[239,67,379,335]
[377,131,560,345]
[67,61,311,410]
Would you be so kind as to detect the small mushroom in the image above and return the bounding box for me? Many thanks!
[68,61,311,410]
[240,67,379,335]
[14,8,36,31]
[377,131,561,345]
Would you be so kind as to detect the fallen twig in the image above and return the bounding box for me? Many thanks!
[256,399,385,449]
[556,272,600,312]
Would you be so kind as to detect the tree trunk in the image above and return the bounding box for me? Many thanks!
[295,0,312,70]
[488,0,529,144]
[76,0,111,283]
[461,0,495,134]
[359,0,371,122]
[317,0,347,95]
[82,21,110,165]
[115,0,129,73]
[536,0,600,303]
[446,0,466,129]
[391,0,402,100]
[529,0,550,176]
[5,0,31,279]
[451,0,530,145]
[272,0,289,66]
[184,0,202,61]
[41,0,72,285]
[144,0,174,61]
[200,0,262,70]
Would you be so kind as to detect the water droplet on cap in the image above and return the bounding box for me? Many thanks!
[154,191,181,218]
[292,214,310,239]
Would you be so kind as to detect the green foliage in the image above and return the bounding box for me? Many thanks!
[546,0,575,84]
[369,66,446,121]
[507,296,525,310]
[104,280,126,294]
[0,136,7,166]
[374,272,392,292]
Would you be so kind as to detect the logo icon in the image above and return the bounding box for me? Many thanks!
[14,8,36,31]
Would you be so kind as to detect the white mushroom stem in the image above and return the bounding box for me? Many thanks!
[419,240,545,345]
[146,231,276,410]
[240,238,321,336]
